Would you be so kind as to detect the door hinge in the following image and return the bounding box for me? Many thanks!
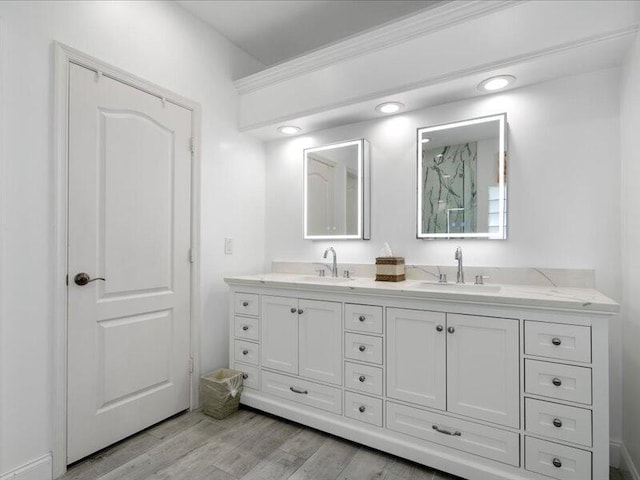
[189,357,194,373]
[189,137,195,154]
[65,274,68,286]
[188,247,195,263]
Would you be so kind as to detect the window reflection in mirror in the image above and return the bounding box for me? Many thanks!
[304,139,370,240]
[417,114,507,239]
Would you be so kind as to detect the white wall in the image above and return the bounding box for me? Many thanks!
[265,68,623,449]
[0,1,265,476]
[621,30,640,477]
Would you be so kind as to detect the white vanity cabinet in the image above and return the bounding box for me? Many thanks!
[226,276,615,480]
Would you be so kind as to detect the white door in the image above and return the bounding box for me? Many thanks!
[67,64,192,463]
[386,308,446,409]
[446,314,520,427]
[299,299,342,385]
[261,296,299,374]
[307,157,335,234]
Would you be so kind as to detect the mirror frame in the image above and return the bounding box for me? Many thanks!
[416,113,507,240]
[303,139,370,240]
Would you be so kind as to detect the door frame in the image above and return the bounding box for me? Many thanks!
[52,42,202,478]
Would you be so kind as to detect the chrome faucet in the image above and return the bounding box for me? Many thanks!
[323,247,338,278]
[455,246,464,284]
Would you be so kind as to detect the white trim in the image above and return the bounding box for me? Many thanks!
[0,454,52,480]
[233,0,519,93]
[0,17,5,477]
[612,440,622,468]
[621,443,640,480]
[52,42,202,478]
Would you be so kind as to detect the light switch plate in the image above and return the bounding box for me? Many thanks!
[224,238,233,255]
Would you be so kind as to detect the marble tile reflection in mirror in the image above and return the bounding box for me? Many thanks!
[303,139,370,240]
[417,114,507,239]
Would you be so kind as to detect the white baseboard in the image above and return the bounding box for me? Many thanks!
[0,454,52,480]
[620,443,640,480]
[613,440,623,468]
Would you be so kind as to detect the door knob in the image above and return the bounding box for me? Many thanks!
[74,273,105,286]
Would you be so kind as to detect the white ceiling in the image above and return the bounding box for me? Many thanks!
[176,0,445,66]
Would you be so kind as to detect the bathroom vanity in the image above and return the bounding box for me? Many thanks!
[225,274,617,480]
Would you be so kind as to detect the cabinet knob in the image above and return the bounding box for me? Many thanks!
[242,349,249,355]
[552,337,562,346]
[447,326,455,334]
[359,315,366,322]
[358,345,366,352]
[359,375,366,383]
[552,377,562,387]
[436,325,444,332]
[242,301,249,307]
[358,406,366,413]
[552,458,562,468]
[553,418,563,428]
[290,307,297,314]
[242,373,248,379]
[298,309,304,315]
[242,325,249,331]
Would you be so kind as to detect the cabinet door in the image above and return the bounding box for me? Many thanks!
[446,314,519,428]
[387,308,446,410]
[261,296,298,374]
[299,299,342,385]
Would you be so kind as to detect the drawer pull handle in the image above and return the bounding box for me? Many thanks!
[432,425,461,437]
[552,458,562,468]
[359,315,366,322]
[242,325,249,331]
[552,377,562,387]
[552,337,562,346]
[447,326,455,334]
[242,301,249,307]
[359,375,366,383]
[242,373,248,379]
[358,406,366,413]
[290,307,297,313]
[298,309,304,315]
[553,418,563,428]
[358,345,366,352]
[436,325,443,332]
[242,349,249,355]
[290,387,308,395]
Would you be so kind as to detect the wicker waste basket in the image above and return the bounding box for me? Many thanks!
[200,368,244,419]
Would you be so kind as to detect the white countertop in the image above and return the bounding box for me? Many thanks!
[224,273,619,314]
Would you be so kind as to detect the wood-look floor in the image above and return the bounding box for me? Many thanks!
[62,407,624,480]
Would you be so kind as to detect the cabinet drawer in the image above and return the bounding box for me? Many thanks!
[235,293,259,316]
[344,391,383,427]
[387,401,520,467]
[234,339,260,366]
[525,321,591,363]
[235,362,260,390]
[261,370,342,415]
[234,316,259,341]
[345,333,383,365]
[345,304,383,334]
[525,398,592,447]
[344,362,383,396]
[525,360,592,405]
[525,436,591,480]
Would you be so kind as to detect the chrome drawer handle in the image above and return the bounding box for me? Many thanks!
[552,337,562,346]
[552,458,562,468]
[436,325,443,332]
[290,386,308,395]
[242,349,249,355]
[359,315,366,322]
[290,307,297,313]
[553,418,563,428]
[552,377,562,387]
[358,345,366,352]
[358,405,366,413]
[242,325,249,331]
[242,373,248,379]
[359,375,366,383]
[432,425,461,436]
[242,301,249,307]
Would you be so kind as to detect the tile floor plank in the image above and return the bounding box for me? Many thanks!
[280,428,328,460]
[240,448,305,480]
[287,437,359,480]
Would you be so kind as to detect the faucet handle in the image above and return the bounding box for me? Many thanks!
[343,270,353,279]
[438,273,448,284]
[475,275,489,285]
[316,269,326,278]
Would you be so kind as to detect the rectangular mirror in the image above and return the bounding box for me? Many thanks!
[417,113,507,239]
[304,139,370,240]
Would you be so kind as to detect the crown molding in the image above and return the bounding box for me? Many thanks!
[239,24,638,133]
[234,0,521,94]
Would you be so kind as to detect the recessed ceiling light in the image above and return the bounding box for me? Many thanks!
[375,102,404,114]
[278,125,301,135]
[477,75,516,92]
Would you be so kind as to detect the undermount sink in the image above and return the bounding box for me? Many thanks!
[295,275,355,284]
[416,281,502,293]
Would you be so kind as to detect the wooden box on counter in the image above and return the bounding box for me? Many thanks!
[375,257,405,282]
